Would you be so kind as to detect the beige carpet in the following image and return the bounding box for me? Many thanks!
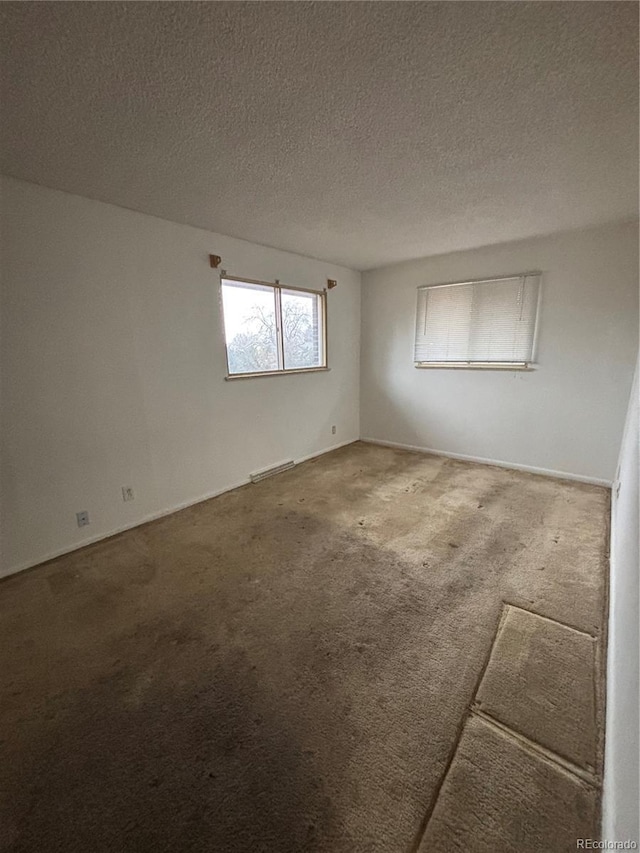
[475,605,598,773]
[0,442,608,852]
[418,715,599,853]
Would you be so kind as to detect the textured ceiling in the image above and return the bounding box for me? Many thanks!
[1,2,638,271]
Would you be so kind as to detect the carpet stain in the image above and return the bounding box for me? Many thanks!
[0,443,608,852]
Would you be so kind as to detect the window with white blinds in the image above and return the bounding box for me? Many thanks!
[414,273,541,367]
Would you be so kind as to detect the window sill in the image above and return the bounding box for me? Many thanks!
[414,362,537,371]
[225,366,330,381]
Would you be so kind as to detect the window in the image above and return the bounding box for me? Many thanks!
[221,277,327,377]
[414,273,541,368]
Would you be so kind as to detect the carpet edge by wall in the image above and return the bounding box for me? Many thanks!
[0,438,358,581]
[602,356,639,843]
[361,437,612,487]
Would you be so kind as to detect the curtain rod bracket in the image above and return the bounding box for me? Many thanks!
[209,254,222,269]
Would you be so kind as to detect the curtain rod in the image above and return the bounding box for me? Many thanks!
[220,272,326,296]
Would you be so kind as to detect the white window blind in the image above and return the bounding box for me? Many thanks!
[414,273,541,366]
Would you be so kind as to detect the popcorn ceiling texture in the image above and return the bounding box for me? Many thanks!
[0,1,638,270]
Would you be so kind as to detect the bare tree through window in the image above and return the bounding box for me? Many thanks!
[221,279,325,376]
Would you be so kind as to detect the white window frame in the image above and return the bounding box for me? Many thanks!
[414,272,542,370]
[220,275,328,380]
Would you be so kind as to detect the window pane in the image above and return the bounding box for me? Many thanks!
[222,281,279,374]
[282,290,323,370]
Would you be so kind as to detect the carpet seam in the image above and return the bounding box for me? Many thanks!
[470,708,600,787]
[475,604,601,782]
[407,603,511,853]
[501,600,598,639]
[409,599,603,852]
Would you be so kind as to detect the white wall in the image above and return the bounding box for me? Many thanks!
[361,222,639,484]
[0,177,361,576]
[603,356,639,844]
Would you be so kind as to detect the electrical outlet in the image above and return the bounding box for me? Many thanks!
[331,425,336,435]
[122,486,135,502]
[76,510,90,528]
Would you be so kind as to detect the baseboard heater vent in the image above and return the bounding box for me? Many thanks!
[250,460,296,483]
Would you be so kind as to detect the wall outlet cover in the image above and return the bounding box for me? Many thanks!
[76,510,90,527]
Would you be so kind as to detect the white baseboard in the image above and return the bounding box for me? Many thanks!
[360,437,612,488]
[296,438,356,465]
[0,438,358,581]
[2,435,605,580]
[0,478,252,581]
